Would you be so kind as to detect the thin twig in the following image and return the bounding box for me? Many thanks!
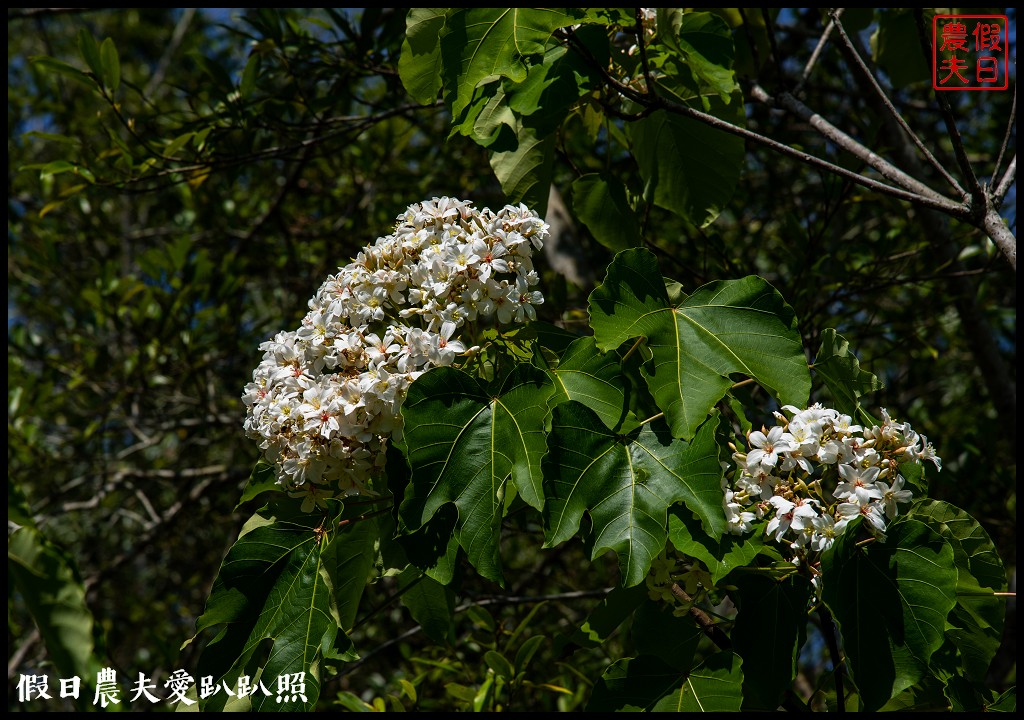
[754,85,949,203]
[563,28,970,218]
[828,9,964,196]
[669,583,732,650]
[634,7,657,98]
[991,86,1016,185]
[795,8,842,94]
[144,8,196,97]
[760,8,784,81]
[993,157,1016,206]
[912,9,984,204]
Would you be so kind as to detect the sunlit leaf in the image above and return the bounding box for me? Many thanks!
[99,37,120,92]
[399,8,449,104]
[909,499,1006,682]
[488,121,555,216]
[668,507,766,584]
[188,502,345,712]
[653,651,744,712]
[543,402,725,587]
[545,336,635,431]
[399,365,554,585]
[589,249,810,440]
[439,8,584,119]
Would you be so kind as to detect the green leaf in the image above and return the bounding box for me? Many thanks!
[820,518,958,712]
[871,9,932,88]
[908,499,1006,682]
[586,655,683,712]
[236,461,281,509]
[505,34,601,136]
[673,12,737,99]
[988,687,1016,711]
[543,402,726,587]
[562,583,647,650]
[632,599,702,672]
[812,329,882,416]
[571,173,642,253]
[189,503,345,712]
[668,504,765,584]
[322,517,379,632]
[546,336,635,432]
[77,29,102,79]
[30,56,96,89]
[589,249,810,440]
[652,651,745,712]
[99,37,120,92]
[398,569,456,644]
[439,8,584,120]
[240,53,261,99]
[514,634,545,674]
[628,94,745,227]
[488,122,555,216]
[9,527,102,708]
[731,573,812,710]
[484,650,515,679]
[399,365,554,585]
[399,8,449,104]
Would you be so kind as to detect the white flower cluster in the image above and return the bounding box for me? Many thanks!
[725,404,941,552]
[242,198,548,510]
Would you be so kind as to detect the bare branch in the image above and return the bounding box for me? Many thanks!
[795,8,842,94]
[144,8,197,97]
[753,85,949,203]
[560,29,969,219]
[983,206,1017,271]
[994,157,1016,206]
[913,9,984,202]
[992,88,1016,189]
[828,9,965,196]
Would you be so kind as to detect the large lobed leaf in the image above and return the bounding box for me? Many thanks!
[9,526,103,709]
[909,499,1007,683]
[543,401,725,587]
[544,335,637,432]
[398,365,554,586]
[587,651,743,712]
[821,518,958,712]
[628,93,745,228]
[589,248,810,440]
[439,9,584,119]
[730,573,812,710]
[398,9,449,104]
[812,328,882,417]
[186,502,363,712]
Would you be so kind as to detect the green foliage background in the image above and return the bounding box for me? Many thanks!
[8,7,1015,711]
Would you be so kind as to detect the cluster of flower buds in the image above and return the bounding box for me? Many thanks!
[242,198,548,509]
[725,404,941,553]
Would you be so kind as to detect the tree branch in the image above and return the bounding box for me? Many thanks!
[983,206,1017,271]
[828,9,965,196]
[794,8,841,94]
[752,84,950,203]
[913,9,984,204]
